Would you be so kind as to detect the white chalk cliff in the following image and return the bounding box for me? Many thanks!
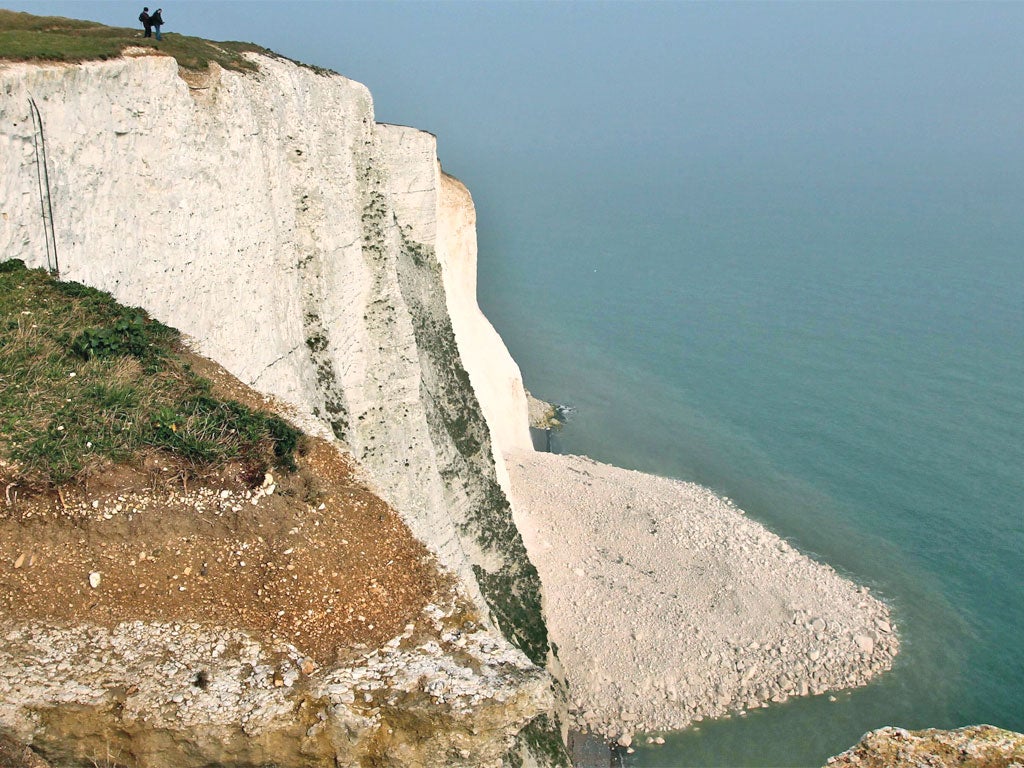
[0,53,544,655]
[1,43,901,767]
[1,51,556,765]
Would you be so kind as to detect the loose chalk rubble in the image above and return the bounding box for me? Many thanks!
[506,450,898,742]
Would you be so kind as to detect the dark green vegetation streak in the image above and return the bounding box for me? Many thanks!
[395,233,550,669]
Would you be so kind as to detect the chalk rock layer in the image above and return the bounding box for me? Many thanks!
[0,595,551,768]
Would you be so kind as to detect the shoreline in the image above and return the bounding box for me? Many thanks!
[505,450,898,745]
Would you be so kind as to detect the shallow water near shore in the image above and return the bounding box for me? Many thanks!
[478,146,1024,764]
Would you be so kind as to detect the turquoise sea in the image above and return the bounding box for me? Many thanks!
[476,122,1024,765]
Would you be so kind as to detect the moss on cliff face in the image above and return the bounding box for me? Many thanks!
[346,154,563,761]
[392,222,569,766]
[299,306,348,442]
[394,231,550,668]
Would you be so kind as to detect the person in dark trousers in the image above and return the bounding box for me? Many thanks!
[139,7,151,37]
[151,8,164,41]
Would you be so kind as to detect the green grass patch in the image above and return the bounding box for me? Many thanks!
[0,8,275,72]
[0,259,302,486]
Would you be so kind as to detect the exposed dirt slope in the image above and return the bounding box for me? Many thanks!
[0,349,444,665]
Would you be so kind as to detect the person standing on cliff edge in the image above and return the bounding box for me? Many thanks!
[151,8,164,41]
[138,7,151,37]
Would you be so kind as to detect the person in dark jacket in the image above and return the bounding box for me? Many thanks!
[139,7,151,37]
[151,8,164,41]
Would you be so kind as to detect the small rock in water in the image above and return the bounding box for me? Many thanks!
[617,733,633,748]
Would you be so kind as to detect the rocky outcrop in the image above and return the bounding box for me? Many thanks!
[0,598,551,768]
[525,392,561,431]
[826,725,1024,768]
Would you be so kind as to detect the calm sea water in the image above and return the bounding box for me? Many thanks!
[476,145,1024,765]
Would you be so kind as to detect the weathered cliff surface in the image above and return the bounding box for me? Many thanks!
[0,604,551,768]
[0,50,555,764]
[826,725,1024,768]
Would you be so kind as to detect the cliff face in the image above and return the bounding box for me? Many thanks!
[0,52,544,658]
[0,51,554,764]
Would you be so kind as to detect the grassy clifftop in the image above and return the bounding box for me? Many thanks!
[0,8,273,71]
[0,259,301,488]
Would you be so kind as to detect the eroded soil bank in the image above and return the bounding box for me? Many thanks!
[0,365,443,666]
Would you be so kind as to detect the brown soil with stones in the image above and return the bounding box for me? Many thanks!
[0,732,51,768]
[0,352,445,665]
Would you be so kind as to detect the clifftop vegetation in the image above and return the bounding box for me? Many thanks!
[0,8,270,71]
[0,259,301,489]
[0,259,445,665]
